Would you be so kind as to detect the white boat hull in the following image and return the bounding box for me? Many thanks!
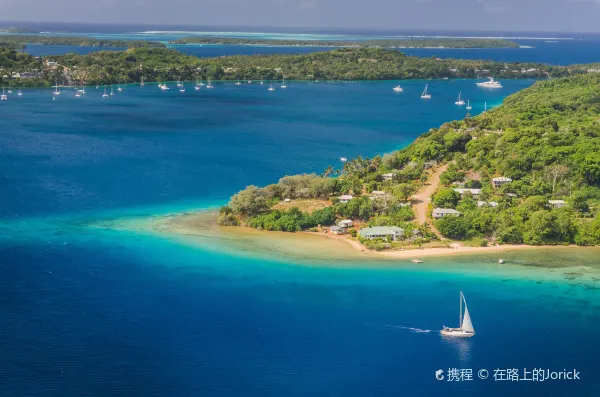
[440,328,475,338]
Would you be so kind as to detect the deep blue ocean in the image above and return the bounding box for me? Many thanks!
[2,23,600,396]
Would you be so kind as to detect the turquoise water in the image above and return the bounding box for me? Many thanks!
[1,80,599,396]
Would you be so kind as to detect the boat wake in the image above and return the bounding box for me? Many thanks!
[386,325,432,334]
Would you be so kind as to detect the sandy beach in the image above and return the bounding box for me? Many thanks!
[106,209,585,263]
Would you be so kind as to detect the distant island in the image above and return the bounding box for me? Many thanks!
[0,35,166,50]
[216,73,600,252]
[1,47,594,88]
[0,26,38,33]
[170,37,521,49]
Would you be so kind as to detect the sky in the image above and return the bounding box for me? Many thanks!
[1,0,600,33]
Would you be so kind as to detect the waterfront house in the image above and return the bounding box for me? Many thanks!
[338,220,354,228]
[382,173,395,181]
[338,195,353,204]
[548,200,566,208]
[330,226,345,235]
[432,208,461,219]
[492,176,513,188]
[478,201,499,208]
[359,226,405,241]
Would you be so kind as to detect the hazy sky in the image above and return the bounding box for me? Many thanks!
[2,0,600,33]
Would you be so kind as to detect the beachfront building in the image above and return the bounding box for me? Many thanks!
[548,200,566,208]
[338,220,354,228]
[432,208,461,219]
[382,173,396,181]
[338,194,353,204]
[492,176,513,188]
[329,226,345,235]
[359,226,405,241]
[453,188,481,197]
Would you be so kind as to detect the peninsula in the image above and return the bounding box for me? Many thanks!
[169,37,521,49]
[0,46,594,87]
[213,73,600,254]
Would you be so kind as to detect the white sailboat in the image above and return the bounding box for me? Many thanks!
[140,76,145,87]
[180,82,186,92]
[54,81,61,96]
[268,81,275,91]
[117,83,123,92]
[441,291,475,338]
[393,85,403,92]
[206,79,214,89]
[260,79,264,85]
[1,87,7,101]
[17,87,23,96]
[75,83,81,97]
[454,91,465,105]
[420,84,431,99]
[247,80,252,84]
[102,86,109,98]
[281,78,287,89]
[110,85,115,96]
[235,79,242,86]
[194,80,201,90]
[466,100,472,110]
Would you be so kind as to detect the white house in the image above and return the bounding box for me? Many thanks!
[548,200,566,208]
[329,226,345,235]
[432,208,461,219]
[359,226,405,241]
[338,195,353,204]
[338,220,354,228]
[453,188,481,197]
[382,173,395,181]
[492,177,513,188]
[478,201,499,208]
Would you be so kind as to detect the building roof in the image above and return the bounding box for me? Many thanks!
[359,226,404,236]
[339,219,353,224]
[330,226,344,232]
[453,188,481,195]
[371,190,386,195]
[338,195,353,200]
[492,177,513,182]
[549,200,566,204]
[432,208,461,215]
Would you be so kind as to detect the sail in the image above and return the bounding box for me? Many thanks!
[461,301,475,333]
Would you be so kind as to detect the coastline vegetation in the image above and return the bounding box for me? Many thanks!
[1,47,592,88]
[170,37,521,49]
[219,73,600,248]
[0,35,166,50]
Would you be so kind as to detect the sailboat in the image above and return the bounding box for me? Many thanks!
[206,79,214,89]
[75,83,81,97]
[235,79,242,86]
[117,83,123,92]
[177,78,182,87]
[420,84,431,99]
[140,76,145,87]
[466,100,472,110]
[17,87,23,96]
[441,291,475,338]
[180,82,186,92]
[102,86,109,98]
[195,80,201,90]
[393,85,403,92]
[268,81,275,91]
[454,91,465,105]
[260,79,264,85]
[281,78,287,89]
[110,85,115,96]
[54,81,61,96]
[247,80,252,84]
[1,87,7,101]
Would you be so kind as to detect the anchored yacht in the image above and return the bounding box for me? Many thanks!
[476,77,503,88]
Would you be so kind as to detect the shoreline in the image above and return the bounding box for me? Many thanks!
[104,208,596,262]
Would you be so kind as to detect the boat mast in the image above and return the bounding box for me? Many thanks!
[459,291,463,329]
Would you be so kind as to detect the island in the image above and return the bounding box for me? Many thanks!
[1,46,595,88]
[169,37,521,49]
[0,35,166,50]
[209,73,600,256]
